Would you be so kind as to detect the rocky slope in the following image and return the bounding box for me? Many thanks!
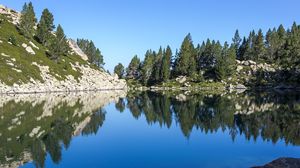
[0,91,126,168]
[0,5,126,93]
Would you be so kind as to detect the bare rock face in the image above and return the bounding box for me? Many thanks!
[0,4,20,25]
[68,39,89,61]
[252,158,300,168]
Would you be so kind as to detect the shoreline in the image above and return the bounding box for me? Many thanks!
[0,87,127,95]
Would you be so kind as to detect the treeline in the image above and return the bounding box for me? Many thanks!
[77,39,104,67]
[17,2,104,66]
[116,23,300,85]
[121,91,300,144]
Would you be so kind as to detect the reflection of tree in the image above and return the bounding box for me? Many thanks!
[31,139,46,168]
[115,98,126,112]
[0,98,108,168]
[121,91,300,145]
[82,109,106,135]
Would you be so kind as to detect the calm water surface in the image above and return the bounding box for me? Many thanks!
[0,91,299,168]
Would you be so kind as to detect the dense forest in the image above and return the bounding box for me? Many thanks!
[115,23,300,87]
[15,2,104,67]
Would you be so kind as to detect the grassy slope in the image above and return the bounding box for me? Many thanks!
[0,14,91,86]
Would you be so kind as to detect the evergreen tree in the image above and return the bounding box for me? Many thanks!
[151,47,163,83]
[215,43,228,81]
[36,8,55,45]
[215,43,236,81]
[114,63,125,79]
[232,30,242,59]
[19,2,37,38]
[265,28,279,63]
[77,39,104,67]
[161,46,172,82]
[141,50,155,85]
[48,25,69,61]
[238,37,247,60]
[175,33,194,76]
[253,29,266,62]
[281,22,300,68]
[243,30,256,60]
[126,55,141,79]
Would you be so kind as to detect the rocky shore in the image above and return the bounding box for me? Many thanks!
[0,61,127,94]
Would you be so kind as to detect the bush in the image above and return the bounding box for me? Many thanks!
[190,73,204,83]
[8,35,17,46]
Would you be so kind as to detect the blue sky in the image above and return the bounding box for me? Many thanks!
[1,0,300,71]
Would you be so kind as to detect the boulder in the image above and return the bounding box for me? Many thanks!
[237,65,243,72]
[29,41,39,49]
[22,43,35,55]
[236,84,247,89]
[253,158,300,168]
[176,76,187,84]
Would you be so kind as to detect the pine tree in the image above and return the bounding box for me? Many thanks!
[215,42,236,81]
[232,30,242,59]
[243,31,256,60]
[126,55,141,79]
[161,46,172,82]
[95,49,104,67]
[265,28,280,63]
[253,29,266,62]
[77,39,104,67]
[36,9,55,45]
[48,25,69,61]
[151,47,163,83]
[19,2,37,38]
[114,63,125,79]
[141,50,155,85]
[238,37,247,60]
[175,33,194,76]
[215,42,228,81]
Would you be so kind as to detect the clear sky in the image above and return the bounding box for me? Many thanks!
[1,0,300,71]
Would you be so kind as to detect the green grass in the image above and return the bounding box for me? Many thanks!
[0,14,90,85]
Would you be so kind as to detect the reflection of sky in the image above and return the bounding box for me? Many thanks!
[22,102,300,168]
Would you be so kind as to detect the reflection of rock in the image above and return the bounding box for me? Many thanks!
[176,94,187,101]
[253,158,300,168]
[0,91,126,168]
[2,152,32,168]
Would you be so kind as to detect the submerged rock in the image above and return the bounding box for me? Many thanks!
[253,158,300,168]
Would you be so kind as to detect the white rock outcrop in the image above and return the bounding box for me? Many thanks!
[68,39,88,61]
[0,61,127,94]
[22,43,35,55]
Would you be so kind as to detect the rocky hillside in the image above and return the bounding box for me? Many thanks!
[0,5,126,93]
[0,91,126,168]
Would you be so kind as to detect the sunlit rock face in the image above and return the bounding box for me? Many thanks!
[0,91,125,168]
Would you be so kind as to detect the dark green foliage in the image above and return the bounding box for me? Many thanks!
[141,50,155,85]
[126,22,300,86]
[161,46,172,82]
[19,2,36,38]
[36,8,55,45]
[114,63,125,79]
[174,33,195,76]
[8,35,17,46]
[215,43,236,81]
[126,55,141,79]
[232,30,241,59]
[48,25,69,61]
[253,29,266,62]
[77,39,105,67]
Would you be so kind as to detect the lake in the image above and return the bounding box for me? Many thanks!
[0,90,299,168]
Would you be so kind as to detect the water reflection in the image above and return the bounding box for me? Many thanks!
[123,91,300,144]
[0,90,299,167]
[0,91,126,168]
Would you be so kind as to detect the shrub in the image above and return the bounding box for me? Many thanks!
[8,35,17,46]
